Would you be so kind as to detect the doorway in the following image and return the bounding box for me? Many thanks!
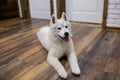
[0,0,19,20]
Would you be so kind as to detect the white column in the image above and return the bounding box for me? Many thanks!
[53,0,57,16]
[18,0,22,18]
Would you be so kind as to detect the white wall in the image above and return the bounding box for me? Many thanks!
[107,0,120,27]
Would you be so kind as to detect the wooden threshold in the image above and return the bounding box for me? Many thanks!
[106,27,120,30]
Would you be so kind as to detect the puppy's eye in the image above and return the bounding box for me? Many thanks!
[57,27,61,30]
[65,26,68,28]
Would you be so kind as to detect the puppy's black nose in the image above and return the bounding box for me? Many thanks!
[64,32,69,37]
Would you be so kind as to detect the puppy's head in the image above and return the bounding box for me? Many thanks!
[50,12,72,42]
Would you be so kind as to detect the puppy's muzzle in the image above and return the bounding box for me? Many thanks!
[64,32,69,37]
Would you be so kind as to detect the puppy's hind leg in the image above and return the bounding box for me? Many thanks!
[47,51,67,79]
[67,51,81,75]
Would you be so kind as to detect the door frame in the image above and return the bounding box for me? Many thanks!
[17,0,31,19]
[102,0,109,30]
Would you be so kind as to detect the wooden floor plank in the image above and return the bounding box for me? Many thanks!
[0,19,49,43]
[0,60,31,80]
[102,30,120,80]
[98,72,120,80]
[0,40,37,66]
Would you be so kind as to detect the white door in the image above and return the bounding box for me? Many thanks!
[29,0,50,19]
[66,0,104,23]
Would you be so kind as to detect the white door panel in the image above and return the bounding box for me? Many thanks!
[72,0,98,11]
[66,0,104,23]
[29,0,50,19]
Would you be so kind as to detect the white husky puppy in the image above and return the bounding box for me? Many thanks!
[36,12,81,79]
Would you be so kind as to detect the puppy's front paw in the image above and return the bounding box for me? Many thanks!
[58,70,68,79]
[72,67,81,76]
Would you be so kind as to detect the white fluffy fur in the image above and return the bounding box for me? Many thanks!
[36,12,81,79]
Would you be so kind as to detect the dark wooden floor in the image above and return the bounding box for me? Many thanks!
[0,19,119,80]
[68,30,120,80]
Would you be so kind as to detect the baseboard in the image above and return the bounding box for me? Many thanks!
[106,26,120,30]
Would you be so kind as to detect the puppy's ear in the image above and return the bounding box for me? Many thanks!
[61,12,67,21]
[50,14,57,25]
